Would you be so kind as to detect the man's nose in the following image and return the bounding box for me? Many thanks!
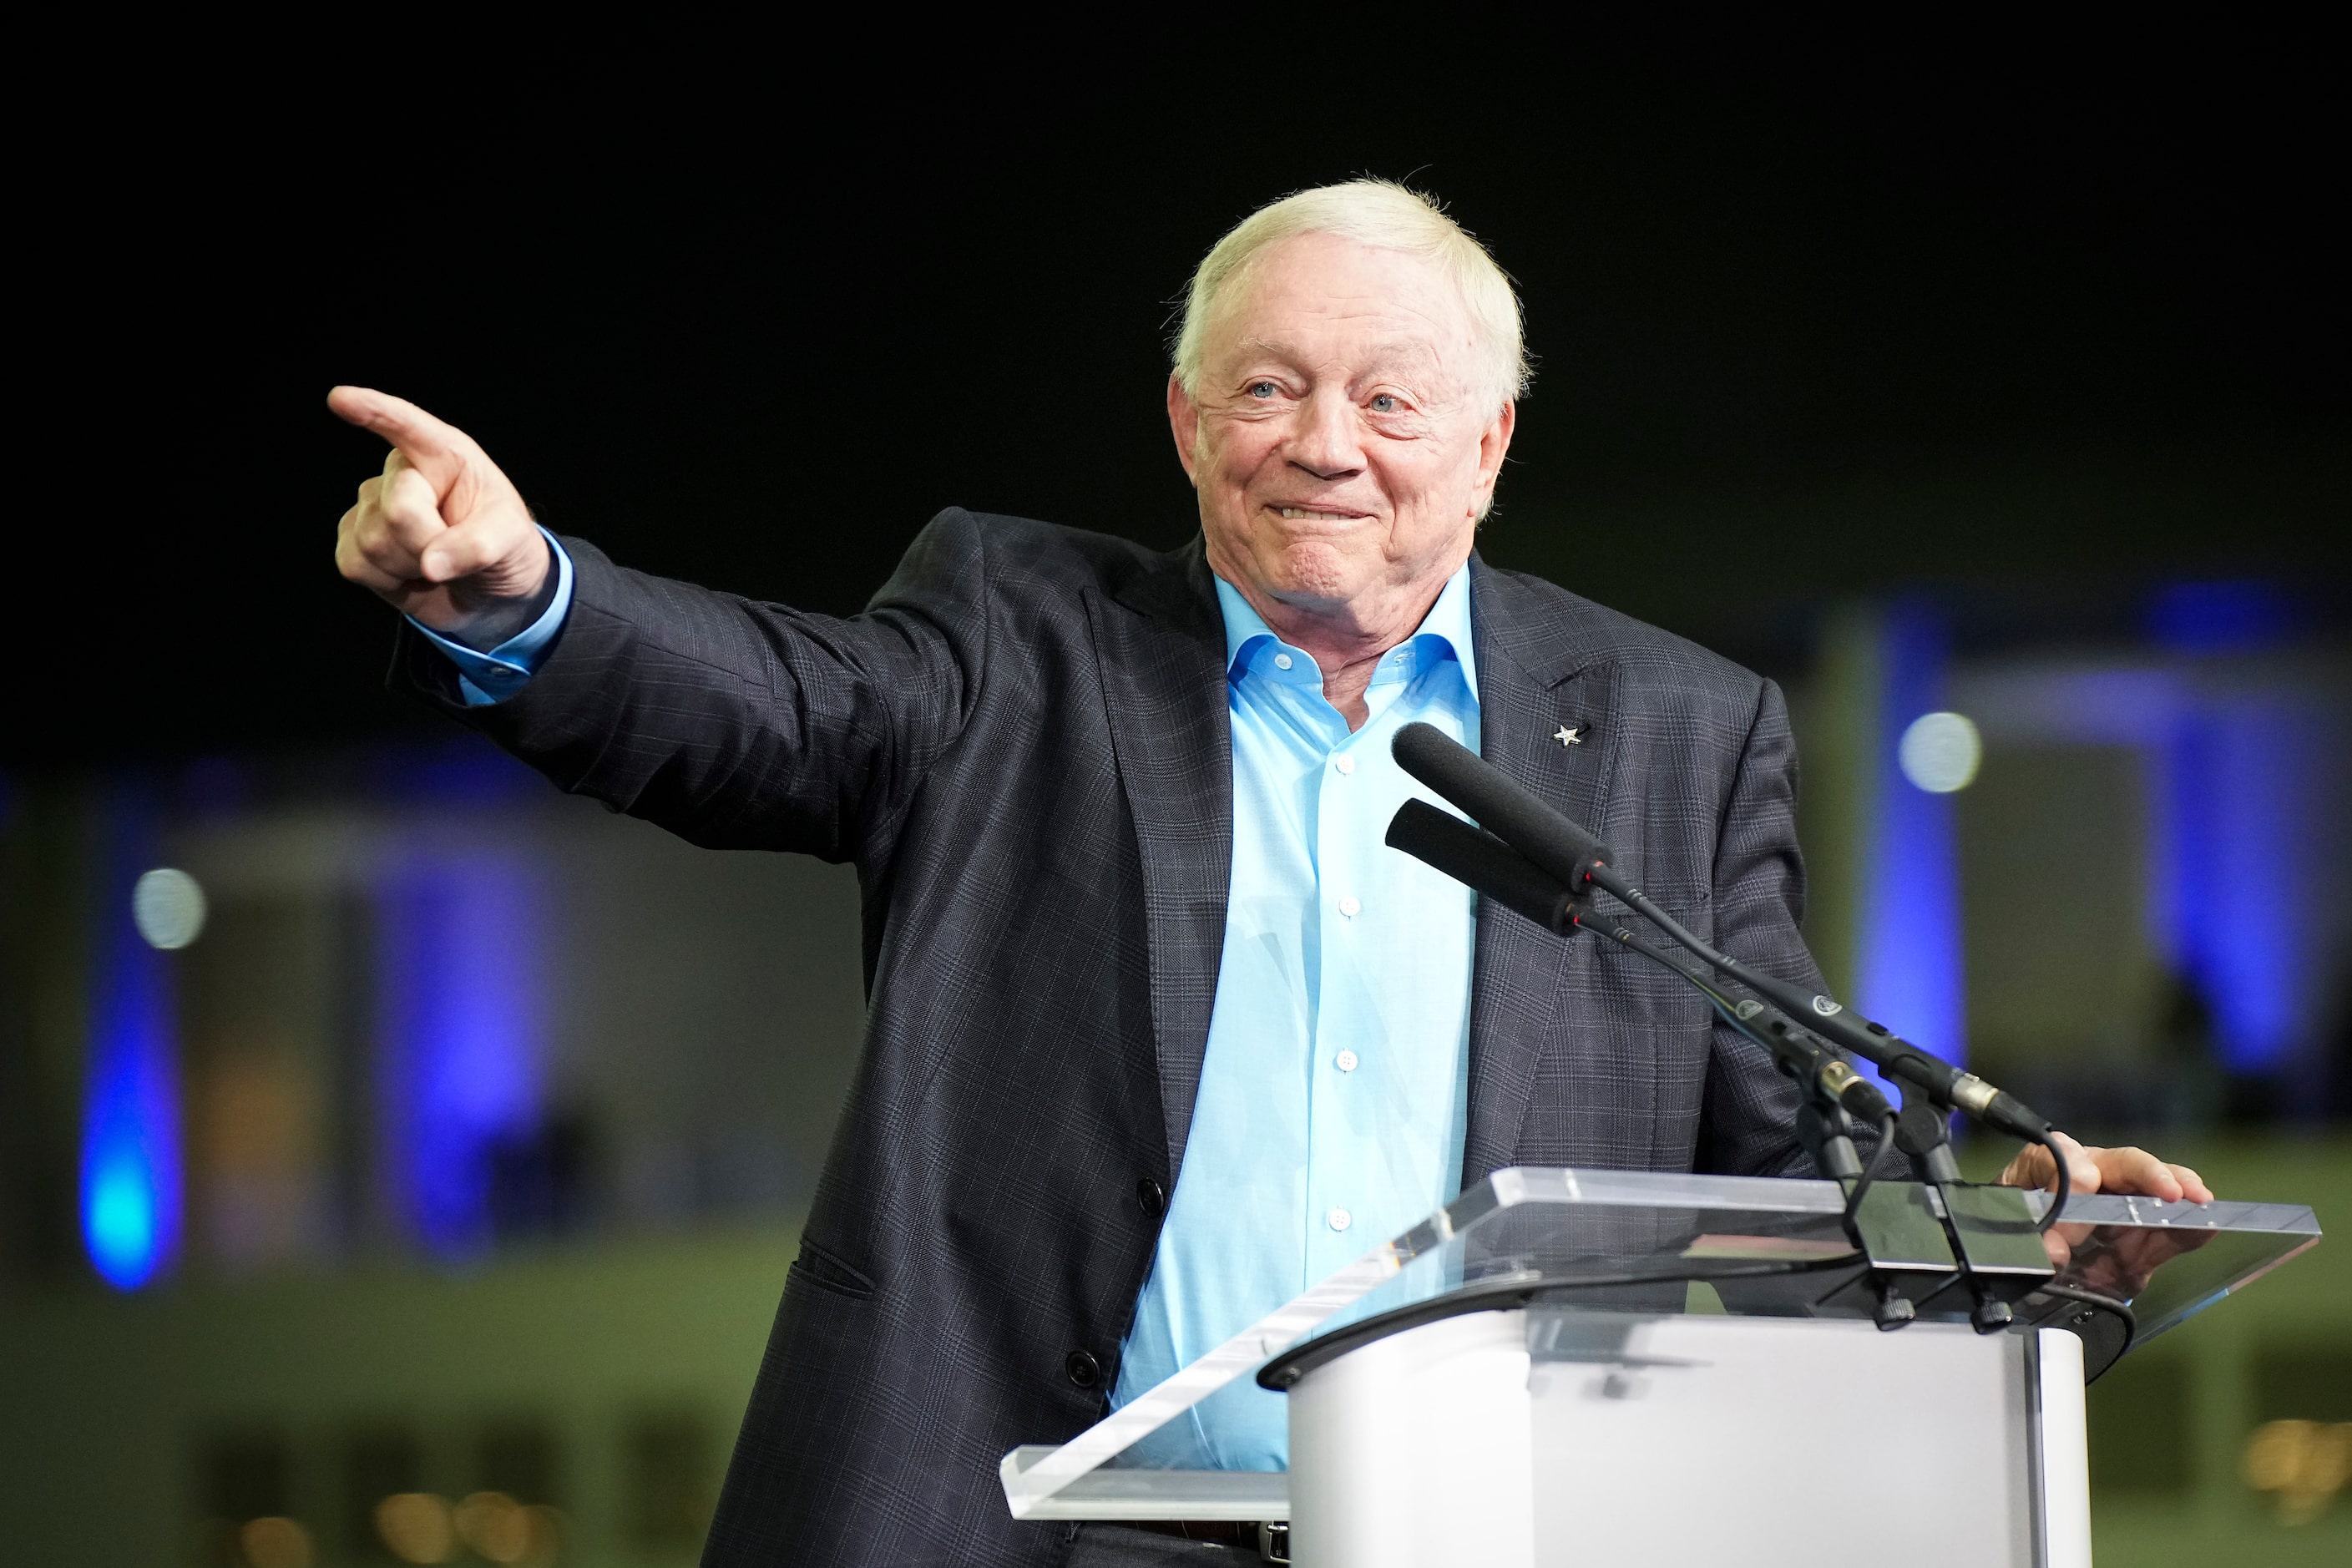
[1284,387,1366,479]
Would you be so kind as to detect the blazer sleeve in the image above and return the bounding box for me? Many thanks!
[1696,675,1832,1177]
[390,507,991,867]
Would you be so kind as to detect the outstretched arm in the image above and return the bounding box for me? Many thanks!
[329,387,986,864]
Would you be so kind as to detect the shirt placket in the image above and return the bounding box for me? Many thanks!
[1303,656,1414,1282]
[1305,724,1357,1285]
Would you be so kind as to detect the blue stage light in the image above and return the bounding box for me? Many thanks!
[1852,604,1967,1098]
[375,847,547,1259]
[2162,692,2332,1074]
[2145,579,2297,654]
[79,793,184,1290]
[85,1159,158,1284]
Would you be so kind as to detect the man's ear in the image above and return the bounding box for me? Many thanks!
[1471,400,1517,521]
[1479,400,1517,488]
[1166,372,1203,484]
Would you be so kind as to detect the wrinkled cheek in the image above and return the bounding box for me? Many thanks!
[1382,497,1450,560]
[1192,481,1254,544]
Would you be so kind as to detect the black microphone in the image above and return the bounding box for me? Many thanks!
[1388,722,2051,1144]
[1385,800,1581,934]
[1390,722,1616,891]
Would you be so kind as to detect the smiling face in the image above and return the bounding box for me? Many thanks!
[1170,231,1515,645]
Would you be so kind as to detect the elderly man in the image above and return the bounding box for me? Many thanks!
[331,180,2207,1567]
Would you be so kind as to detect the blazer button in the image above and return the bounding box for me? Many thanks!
[1136,1177,1167,1218]
[1065,1349,1104,1390]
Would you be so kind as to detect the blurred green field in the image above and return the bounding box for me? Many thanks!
[0,1226,796,1565]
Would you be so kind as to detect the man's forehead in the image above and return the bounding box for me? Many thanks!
[1233,333,1450,377]
[1205,237,1473,373]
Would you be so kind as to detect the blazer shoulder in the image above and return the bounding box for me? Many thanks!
[880,508,1217,645]
[1473,557,1768,701]
[881,508,1183,601]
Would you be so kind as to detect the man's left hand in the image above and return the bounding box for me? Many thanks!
[2002,1133,2217,1281]
[1999,1132,2214,1204]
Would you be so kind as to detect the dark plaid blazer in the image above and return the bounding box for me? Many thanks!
[398,509,1828,1566]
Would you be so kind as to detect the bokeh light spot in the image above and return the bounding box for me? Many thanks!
[453,1491,563,1564]
[238,1515,313,1568]
[2244,1419,2352,1525]
[1897,711,1982,793]
[376,1493,456,1564]
[132,867,207,949]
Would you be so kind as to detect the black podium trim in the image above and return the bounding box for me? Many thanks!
[1255,1257,2138,1392]
[1255,1257,1859,1392]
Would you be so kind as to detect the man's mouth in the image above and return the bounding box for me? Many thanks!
[1272,506,1367,521]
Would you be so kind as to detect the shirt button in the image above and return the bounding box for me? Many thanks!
[1338,896,1361,918]
[1065,1348,1104,1390]
[1326,1207,1353,1233]
[1335,1050,1359,1072]
[1273,652,1294,670]
[1333,755,1356,775]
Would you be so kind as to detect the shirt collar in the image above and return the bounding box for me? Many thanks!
[1211,564,1479,702]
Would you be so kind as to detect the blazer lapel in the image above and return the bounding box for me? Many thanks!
[1462,556,1625,1186]
[1085,538,1234,1182]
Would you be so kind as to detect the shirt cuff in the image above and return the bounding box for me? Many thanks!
[405,529,575,706]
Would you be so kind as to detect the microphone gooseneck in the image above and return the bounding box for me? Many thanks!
[1388,722,2061,1171]
[1384,802,1886,1127]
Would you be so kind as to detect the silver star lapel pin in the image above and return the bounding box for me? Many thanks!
[1554,724,1584,746]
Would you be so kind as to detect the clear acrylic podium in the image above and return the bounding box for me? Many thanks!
[1001,1167,2320,1567]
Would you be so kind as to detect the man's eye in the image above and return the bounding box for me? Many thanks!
[1369,393,1399,412]
[1247,381,1278,399]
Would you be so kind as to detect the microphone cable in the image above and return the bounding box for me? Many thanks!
[1846,1109,1899,1232]
[2026,1130,2072,1235]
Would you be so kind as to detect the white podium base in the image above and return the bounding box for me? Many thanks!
[1006,1313,2088,1567]
[1287,1312,2090,1568]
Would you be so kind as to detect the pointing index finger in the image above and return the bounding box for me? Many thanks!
[327,386,468,487]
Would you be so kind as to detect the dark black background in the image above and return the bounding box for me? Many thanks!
[18,28,2344,769]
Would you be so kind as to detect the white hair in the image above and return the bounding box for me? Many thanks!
[1171,179,1532,411]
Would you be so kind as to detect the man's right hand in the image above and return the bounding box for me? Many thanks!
[330,387,553,648]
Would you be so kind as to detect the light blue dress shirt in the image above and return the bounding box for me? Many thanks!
[412,538,1483,1471]
[1109,567,1482,1471]
[404,527,575,706]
